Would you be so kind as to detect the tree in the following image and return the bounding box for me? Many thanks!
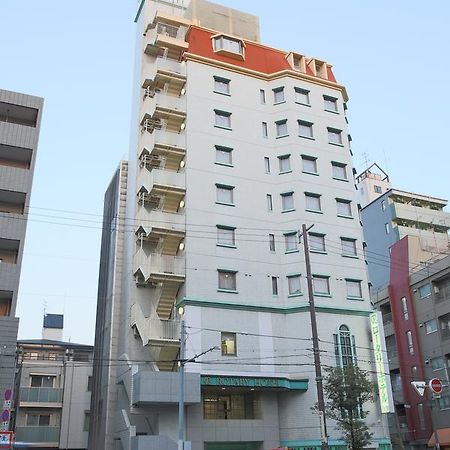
[323,365,376,450]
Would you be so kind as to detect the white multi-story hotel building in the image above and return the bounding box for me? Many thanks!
[89,1,391,450]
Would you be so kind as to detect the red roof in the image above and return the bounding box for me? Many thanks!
[186,27,292,75]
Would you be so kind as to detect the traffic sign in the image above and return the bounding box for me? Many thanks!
[0,431,13,448]
[429,378,443,395]
[411,381,426,396]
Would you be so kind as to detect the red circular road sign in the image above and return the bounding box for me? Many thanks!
[429,378,443,394]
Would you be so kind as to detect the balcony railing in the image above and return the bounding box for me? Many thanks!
[15,426,60,443]
[20,387,63,404]
[135,207,185,234]
[138,167,185,193]
[441,327,450,340]
[143,90,186,115]
[134,248,185,280]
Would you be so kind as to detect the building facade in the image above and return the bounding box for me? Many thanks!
[14,314,93,449]
[373,252,450,449]
[358,168,450,291]
[89,1,391,450]
[0,88,43,433]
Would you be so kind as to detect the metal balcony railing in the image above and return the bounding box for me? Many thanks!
[15,426,60,443]
[20,387,63,404]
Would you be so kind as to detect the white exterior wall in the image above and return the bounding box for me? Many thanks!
[181,59,386,445]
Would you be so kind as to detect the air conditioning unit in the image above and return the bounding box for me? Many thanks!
[434,285,440,294]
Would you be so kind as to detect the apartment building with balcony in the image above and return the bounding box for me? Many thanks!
[89,1,391,450]
[0,89,43,431]
[373,255,450,449]
[14,314,93,449]
[357,165,450,291]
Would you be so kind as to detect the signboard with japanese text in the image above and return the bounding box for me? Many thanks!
[370,311,395,413]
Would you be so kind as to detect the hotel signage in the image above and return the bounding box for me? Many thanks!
[370,311,394,413]
[201,375,308,390]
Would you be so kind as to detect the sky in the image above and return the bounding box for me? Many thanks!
[0,1,449,344]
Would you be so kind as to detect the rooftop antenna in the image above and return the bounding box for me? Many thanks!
[43,300,47,317]
[362,152,370,170]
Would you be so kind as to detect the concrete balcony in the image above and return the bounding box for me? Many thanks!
[135,207,185,235]
[137,168,185,214]
[141,128,185,151]
[131,435,177,450]
[15,426,59,446]
[395,225,450,252]
[19,387,63,407]
[145,22,189,57]
[143,92,186,117]
[130,302,181,346]
[0,261,20,293]
[392,202,450,230]
[132,370,200,405]
[133,248,185,283]
[143,57,186,97]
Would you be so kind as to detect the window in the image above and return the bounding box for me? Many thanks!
[275,120,288,138]
[260,89,266,104]
[216,184,234,205]
[341,238,357,257]
[309,233,326,253]
[271,276,278,295]
[284,232,297,252]
[305,193,322,213]
[418,284,432,299]
[324,95,338,112]
[273,87,285,104]
[213,36,243,55]
[83,411,90,432]
[269,234,275,252]
[431,357,445,371]
[217,226,236,247]
[328,127,343,145]
[281,192,294,212]
[298,120,314,138]
[417,403,426,430]
[295,87,310,105]
[313,275,330,296]
[438,395,450,410]
[214,110,231,129]
[425,319,438,334]
[262,122,268,138]
[374,185,382,193]
[381,200,386,211]
[203,392,258,419]
[221,332,237,356]
[346,279,363,299]
[336,199,352,217]
[48,353,56,361]
[385,223,390,234]
[332,162,347,180]
[218,270,237,292]
[266,194,273,211]
[278,154,291,172]
[301,155,317,174]
[87,376,93,392]
[287,275,302,296]
[401,297,409,320]
[27,414,51,426]
[406,330,414,355]
[215,145,233,166]
[334,325,357,368]
[30,375,55,388]
[264,157,270,173]
[214,76,230,95]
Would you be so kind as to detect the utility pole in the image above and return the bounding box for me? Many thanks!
[178,317,185,450]
[300,224,329,450]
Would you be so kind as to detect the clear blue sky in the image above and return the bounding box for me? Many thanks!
[0,1,449,344]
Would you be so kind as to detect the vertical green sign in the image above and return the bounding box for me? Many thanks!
[370,312,393,413]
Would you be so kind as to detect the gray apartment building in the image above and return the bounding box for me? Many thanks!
[14,314,94,449]
[373,255,450,449]
[0,89,43,432]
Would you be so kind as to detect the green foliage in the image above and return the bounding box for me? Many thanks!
[323,365,376,450]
